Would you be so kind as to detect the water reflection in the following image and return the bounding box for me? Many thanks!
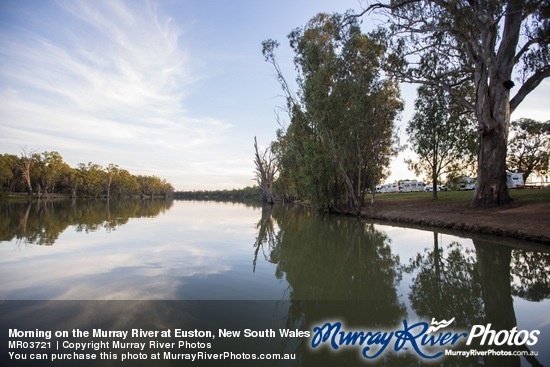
[254,204,549,366]
[256,204,412,365]
[0,199,174,246]
[511,248,550,302]
[405,234,484,327]
[402,234,549,366]
[0,200,548,365]
[475,239,550,367]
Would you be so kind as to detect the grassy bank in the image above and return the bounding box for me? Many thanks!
[372,188,550,204]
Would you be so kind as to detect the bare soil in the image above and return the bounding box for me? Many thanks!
[362,198,550,244]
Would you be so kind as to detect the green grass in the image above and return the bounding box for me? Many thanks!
[371,188,550,204]
[373,190,472,201]
[509,187,550,203]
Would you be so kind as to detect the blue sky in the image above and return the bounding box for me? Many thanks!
[1,0,548,190]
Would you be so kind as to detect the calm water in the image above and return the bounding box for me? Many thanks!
[0,199,549,365]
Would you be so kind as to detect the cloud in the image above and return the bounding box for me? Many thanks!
[0,0,246,188]
[3,2,184,108]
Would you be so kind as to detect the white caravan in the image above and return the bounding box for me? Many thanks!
[458,177,476,190]
[376,183,399,193]
[425,184,447,192]
[399,180,426,192]
[507,172,524,188]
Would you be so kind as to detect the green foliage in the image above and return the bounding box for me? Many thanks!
[406,84,477,198]
[0,154,18,193]
[0,150,174,199]
[174,186,261,201]
[37,151,66,195]
[264,13,402,213]
[507,118,549,183]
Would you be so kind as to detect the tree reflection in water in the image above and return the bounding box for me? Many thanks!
[253,204,412,366]
[1,200,547,366]
[0,199,173,246]
[475,239,548,367]
[511,249,550,302]
[253,204,549,366]
[405,232,548,367]
[405,234,484,328]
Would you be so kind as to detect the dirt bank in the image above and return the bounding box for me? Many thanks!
[362,198,550,245]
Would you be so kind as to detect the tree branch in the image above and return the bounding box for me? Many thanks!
[514,38,538,64]
[510,65,550,112]
[341,0,423,25]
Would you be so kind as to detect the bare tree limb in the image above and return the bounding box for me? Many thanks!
[254,136,278,203]
[510,65,550,112]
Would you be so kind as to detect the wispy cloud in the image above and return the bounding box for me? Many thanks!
[0,0,241,188]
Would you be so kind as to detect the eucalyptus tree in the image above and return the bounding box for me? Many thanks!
[63,167,82,198]
[356,0,549,207]
[406,84,477,199]
[507,118,549,182]
[1,149,176,199]
[263,13,402,214]
[105,163,120,199]
[17,148,38,196]
[114,169,140,197]
[0,154,18,192]
[37,151,66,196]
[135,175,173,197]
[78,162,105,198]
[254,136,278,204]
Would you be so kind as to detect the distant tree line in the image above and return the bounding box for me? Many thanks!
[174,186,261,201]
[0,150,174,199]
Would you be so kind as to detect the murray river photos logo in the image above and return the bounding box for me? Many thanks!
[310,318,540,360]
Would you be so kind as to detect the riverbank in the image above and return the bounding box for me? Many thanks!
[3,192,170,200]
[362,190,550,245]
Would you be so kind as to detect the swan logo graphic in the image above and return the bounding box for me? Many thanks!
[427,317,455,333]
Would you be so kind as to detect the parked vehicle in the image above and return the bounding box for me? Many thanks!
[398,180,426,192]
[507,171,524,188]
[425,185,447,192]
[458,177,476,190]
[375,183,399,193]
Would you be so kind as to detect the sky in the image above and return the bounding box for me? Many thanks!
[1,0,548,190]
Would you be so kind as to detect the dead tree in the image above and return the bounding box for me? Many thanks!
[253,136,278,204]
[18,148,37,196]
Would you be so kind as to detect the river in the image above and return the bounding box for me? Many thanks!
[0,199,548,366]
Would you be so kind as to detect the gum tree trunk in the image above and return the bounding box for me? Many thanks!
[470,0,522,208]
[471,74,512,207]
